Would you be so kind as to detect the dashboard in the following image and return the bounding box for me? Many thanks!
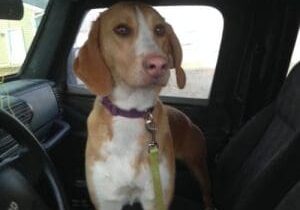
[0,79,70,160]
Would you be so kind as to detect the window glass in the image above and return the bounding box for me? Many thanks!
[288,27,300,74]
[0,0,49,77]
[70,6,224,99]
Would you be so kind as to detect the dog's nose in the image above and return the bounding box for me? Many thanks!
[143,55,168,77]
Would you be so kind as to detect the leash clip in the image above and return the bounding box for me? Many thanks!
[145,112,159,152]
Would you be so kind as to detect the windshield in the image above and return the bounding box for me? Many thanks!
[0,0,49,78]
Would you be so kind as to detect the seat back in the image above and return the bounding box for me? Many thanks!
[214,62,300,210]
[275,180,300,210]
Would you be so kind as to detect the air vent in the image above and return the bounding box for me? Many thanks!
[2,99,33,126]
[0,96,33,157]
[0,132,17,156]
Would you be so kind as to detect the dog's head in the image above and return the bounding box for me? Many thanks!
[74,2,186,96]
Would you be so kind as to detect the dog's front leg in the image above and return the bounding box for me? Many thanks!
[97,200,124,210]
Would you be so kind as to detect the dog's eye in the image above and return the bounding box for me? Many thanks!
[114,24,131,37]
[154,24,166,37]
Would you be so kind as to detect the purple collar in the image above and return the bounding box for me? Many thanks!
[101,96,154,118]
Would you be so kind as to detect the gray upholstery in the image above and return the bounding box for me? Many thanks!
[275,180,300,210]
[214,62,300,210]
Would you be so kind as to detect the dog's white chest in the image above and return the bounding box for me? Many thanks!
[90,117,170,207]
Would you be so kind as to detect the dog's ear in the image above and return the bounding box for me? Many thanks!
[73,16,113,96]
[167,24,186,89]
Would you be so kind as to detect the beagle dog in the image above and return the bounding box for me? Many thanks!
[74,2,213,210]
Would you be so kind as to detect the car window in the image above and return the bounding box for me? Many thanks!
[0,0,49,78]
[69,6,224,99]
[288,26,300,74]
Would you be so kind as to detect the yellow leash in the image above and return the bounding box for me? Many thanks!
[149,145,166,210]
[145,112,167,210]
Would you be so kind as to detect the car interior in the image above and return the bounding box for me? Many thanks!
[0,0,299,210]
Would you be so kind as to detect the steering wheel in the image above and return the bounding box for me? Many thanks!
[0,109,69,210]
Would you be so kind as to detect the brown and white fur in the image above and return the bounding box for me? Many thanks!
[74,2,213,210]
